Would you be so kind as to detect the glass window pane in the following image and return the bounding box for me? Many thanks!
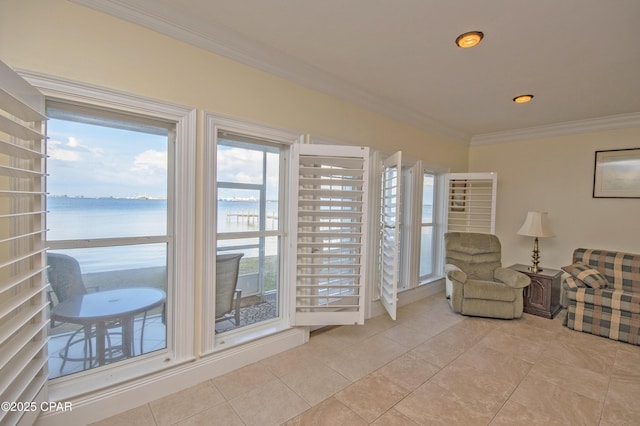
[419,172,435,279]
[46,106,171,380]
[47,245,167,379]
[419,227,433,277]
[47,197,167,240]
[46,118,168,239]
[217,189,262,233]
[422,174,434,223]
[215,237,280,334]
[216,143,264,185]
[214,134,282,336]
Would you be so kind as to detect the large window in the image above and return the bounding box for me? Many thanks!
[419,172,435,280]
[45,101,173,379]
[214,133,282,333]
[202,113,300,352]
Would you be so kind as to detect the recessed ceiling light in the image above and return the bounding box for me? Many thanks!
[455,31,484,48]
[513,94,534,104]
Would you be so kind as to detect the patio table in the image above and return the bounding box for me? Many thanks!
[51,287,166,366]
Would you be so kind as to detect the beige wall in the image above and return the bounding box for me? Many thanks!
[470,128,640,270]
[0,0,467,168]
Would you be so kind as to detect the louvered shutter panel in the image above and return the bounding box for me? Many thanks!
[0,61,49,425]
[378,152,401,320]
[289,144,369,326]
[446,172,497,234]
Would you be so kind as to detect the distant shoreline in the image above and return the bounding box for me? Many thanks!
[48,195,278,202]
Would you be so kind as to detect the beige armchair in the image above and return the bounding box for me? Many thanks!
[444,232,531,319]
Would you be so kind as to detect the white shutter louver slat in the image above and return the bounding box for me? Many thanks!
[290,144,369,326]
[378,151,401,320]
[446,173,497,234]
[0,60,49,425]
[0,114,46,141]
[0,140,46,159]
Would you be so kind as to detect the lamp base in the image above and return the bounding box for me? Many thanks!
[528,265,543,273]
[528,237,542,273]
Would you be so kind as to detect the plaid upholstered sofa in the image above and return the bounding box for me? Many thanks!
[562,248,640,345]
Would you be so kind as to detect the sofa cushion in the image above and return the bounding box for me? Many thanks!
[562,263,609,289]
[566,302,640,345]
[566,287,640,315]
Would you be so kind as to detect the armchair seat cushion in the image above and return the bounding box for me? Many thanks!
[464,280,517,302]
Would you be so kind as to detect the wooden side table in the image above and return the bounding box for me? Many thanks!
[509,264,563,319]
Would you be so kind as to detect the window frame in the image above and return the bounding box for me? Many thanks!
[20,70,196,400]
[215,137,282,299]
[369,152,448,308]
[418,170,437,282]
[45,100,175,267]
[202,111,302,355]
[419,165,448,285]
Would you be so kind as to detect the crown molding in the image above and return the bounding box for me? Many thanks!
[471,112,640,145]
[71,0,470,145]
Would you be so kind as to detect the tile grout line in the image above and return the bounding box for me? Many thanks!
[597,345,618,426]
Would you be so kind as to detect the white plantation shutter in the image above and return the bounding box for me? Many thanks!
[289,144,369,326]
[446,172,497,234]
[378,152,401,320]
[0,61,49,425]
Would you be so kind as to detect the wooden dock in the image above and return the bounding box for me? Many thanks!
[226,211,278,226]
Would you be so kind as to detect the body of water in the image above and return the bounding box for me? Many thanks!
[47,197,274,273]
[48,197,432,274]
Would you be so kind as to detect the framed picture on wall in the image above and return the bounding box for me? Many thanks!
[593,148,640,198]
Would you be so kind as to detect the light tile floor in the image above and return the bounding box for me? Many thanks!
[92,292,640,425]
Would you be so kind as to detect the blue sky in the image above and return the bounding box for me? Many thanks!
[47,118,433,202]
[47,119,169,198]
[47,119,280,199]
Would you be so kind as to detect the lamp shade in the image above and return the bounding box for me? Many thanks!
[517,211,555,238]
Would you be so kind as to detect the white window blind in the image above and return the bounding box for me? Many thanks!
[289,144,369,326]
[378,152,401,320]
[0,60,49,426]
[446,172,497,234]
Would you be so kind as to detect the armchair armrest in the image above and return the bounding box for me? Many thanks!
[495,267,530,289]
[445,264,467,284]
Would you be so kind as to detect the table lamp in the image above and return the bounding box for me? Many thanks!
[517,211,555,273]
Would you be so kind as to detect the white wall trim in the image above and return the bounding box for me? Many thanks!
[471,112,640,145]
[70,0,469,144]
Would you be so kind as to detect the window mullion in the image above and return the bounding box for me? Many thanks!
[46,236,170,250]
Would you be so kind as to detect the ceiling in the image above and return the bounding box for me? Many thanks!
[74,0,640,143]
